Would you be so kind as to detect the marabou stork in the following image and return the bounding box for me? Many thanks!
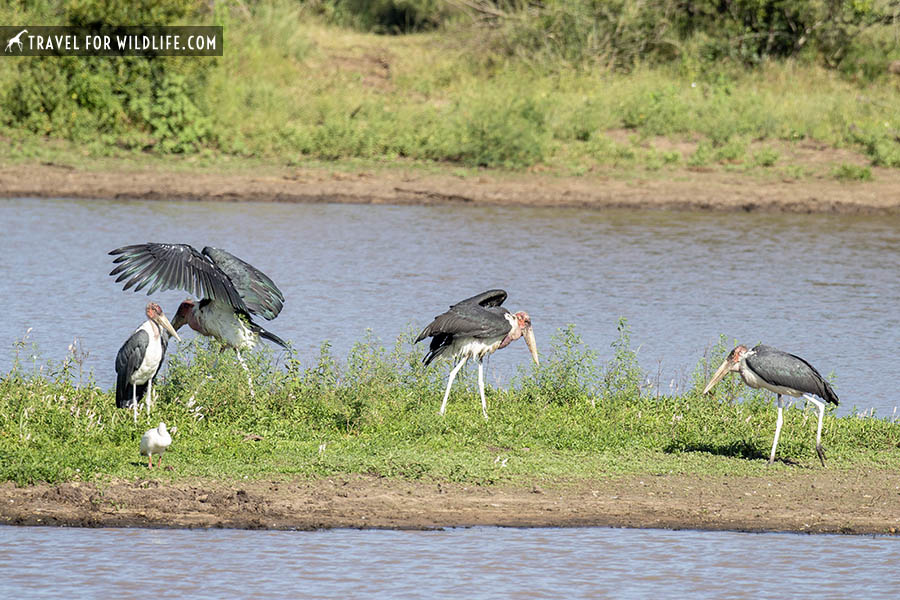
[703,344,839,466]
[115,302,181,422]
[140,422,175,469]
[109,243,288,396]
[416,289,539,419]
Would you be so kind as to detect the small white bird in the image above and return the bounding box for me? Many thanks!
[140,422,175,469]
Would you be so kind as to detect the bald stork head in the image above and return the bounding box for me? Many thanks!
[702,345,749,394]
[146,302,181,341]
[513,311,539,366]
[171,298,196,331]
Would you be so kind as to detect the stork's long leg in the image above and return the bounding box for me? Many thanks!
[805,394,827,467]
[146,378,153,417]
[439,356,468,416]
[132,384,138,423]
[147,454,153,469]
[768,394,784,465]
[236,350,255,398]
[477,360,489,420]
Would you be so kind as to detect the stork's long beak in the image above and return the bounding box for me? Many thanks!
[524,325,539,366]
[156,314,181,342]
[702,359,731,394]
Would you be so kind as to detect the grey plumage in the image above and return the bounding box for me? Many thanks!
[453,289,508,308]
[415,288,538,419]
[746,345,839,405]
[416,289,512,366]
[115,327,171,408]
[109,243,284,321]
[703,343,839,466]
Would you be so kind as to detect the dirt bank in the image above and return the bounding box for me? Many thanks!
[3,470,899,535]
[3,160,900,213]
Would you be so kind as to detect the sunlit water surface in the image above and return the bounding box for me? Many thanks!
[2,526,898,599]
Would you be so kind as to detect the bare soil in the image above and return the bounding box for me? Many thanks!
[3,158,900,213]
[2,471,899,535]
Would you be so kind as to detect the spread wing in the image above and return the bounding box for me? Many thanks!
[203,247,284,320]
[451,289,507,308]
[108,243,251,317]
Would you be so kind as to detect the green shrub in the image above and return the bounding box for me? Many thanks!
[444,95,550,168]
[310,0,458,33]
[753,147,780,167]
[1,0,215,152]
[833,163,873,181]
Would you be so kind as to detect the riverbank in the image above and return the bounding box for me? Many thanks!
[2,155,900,214]
[2,470,898,535]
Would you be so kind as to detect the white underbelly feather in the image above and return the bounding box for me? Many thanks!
[454,337,504,361]
[131,322,163,385]
[197,303,258,350]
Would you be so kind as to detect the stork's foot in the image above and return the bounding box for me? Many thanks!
[816,444,827,467]
[767,457,775,466]
[481,411,489,421]
[147,457,153,469]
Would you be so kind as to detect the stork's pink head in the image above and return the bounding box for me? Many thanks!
[145,302,164,319]
[145,302,181,341]
[172,299,195,331]
[702,344,749,394]
[514,311,532,330]
[727,345,750,364]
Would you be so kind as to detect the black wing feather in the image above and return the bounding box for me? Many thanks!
[452,289,507,309]
[115,329,149,408]
[418,304,511,341]
[109,243,248,315]
[748,345,839,405]
[203,247,284,320]
[416,290,514,364]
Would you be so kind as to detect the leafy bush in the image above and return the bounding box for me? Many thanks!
[308,0,458,33]
[442,95,550,167]
[1,0,215,152]
[833,163,873,181]
[478,0,899,72]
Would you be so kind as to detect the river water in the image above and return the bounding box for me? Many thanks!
[2,525,898,599]
[2,197,898,416]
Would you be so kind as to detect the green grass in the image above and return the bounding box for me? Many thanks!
[2,325,898,487]
[1,2,899,178]
[833,163,874,181]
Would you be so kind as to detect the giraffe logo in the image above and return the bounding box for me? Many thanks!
[4,29,27,52]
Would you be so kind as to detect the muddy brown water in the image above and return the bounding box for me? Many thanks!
[2,197,898,416]
[2,525,899,598]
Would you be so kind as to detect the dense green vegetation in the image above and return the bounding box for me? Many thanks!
[1,325,897,486]
[1,1,899,176]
